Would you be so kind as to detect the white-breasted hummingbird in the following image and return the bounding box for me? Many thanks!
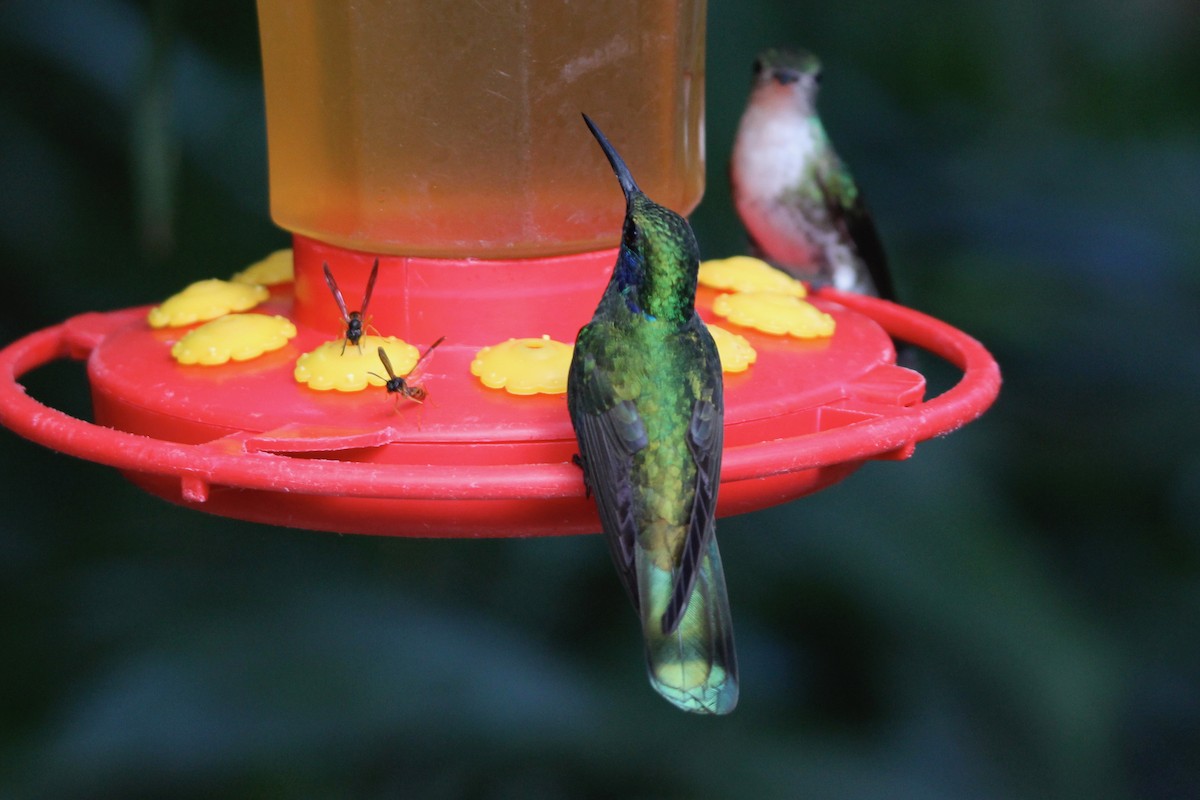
[731,48,897,301]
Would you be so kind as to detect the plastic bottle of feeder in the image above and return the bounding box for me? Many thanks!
[256,0,706,258]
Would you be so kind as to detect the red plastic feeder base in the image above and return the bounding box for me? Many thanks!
[0,236,999,537]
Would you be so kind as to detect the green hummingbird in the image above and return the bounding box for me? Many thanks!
[731,48,897,301]
[568,114,737,715]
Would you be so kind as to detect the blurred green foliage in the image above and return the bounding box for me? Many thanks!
[2,0,1198,798]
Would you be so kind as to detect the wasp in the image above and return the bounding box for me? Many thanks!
[372,337,446,406]
[323,259,379,354]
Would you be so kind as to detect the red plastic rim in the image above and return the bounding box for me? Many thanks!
[0,244,1000,537]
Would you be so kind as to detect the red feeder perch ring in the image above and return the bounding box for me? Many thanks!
[0,238,999,537]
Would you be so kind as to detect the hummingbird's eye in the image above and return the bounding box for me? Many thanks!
[752,58,764,76]
[623,226,640,251]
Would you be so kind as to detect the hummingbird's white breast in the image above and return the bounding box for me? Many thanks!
[732,101,815,204]
[732,96,824,267]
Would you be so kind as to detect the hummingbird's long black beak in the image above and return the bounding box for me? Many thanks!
[582,113,640,202]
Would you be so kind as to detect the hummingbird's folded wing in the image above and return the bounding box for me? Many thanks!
[817,171,897,302]
[661,323,725,636]
[569,347,649,613]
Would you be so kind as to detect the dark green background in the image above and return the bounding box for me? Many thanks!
[2,1,1198,797]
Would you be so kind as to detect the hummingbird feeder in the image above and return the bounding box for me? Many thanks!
[0,1,998,538]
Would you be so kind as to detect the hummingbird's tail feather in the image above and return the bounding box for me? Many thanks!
[638,536,739,715]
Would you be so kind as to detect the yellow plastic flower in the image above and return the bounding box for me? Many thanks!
[471,335,573,396]
[148,279,269,328]
[712,292,836,339]
[706,324,757,373]
[294,335,420,392]
[699,256,806,297]
[231,248,294,286]
[171,313,297,365]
